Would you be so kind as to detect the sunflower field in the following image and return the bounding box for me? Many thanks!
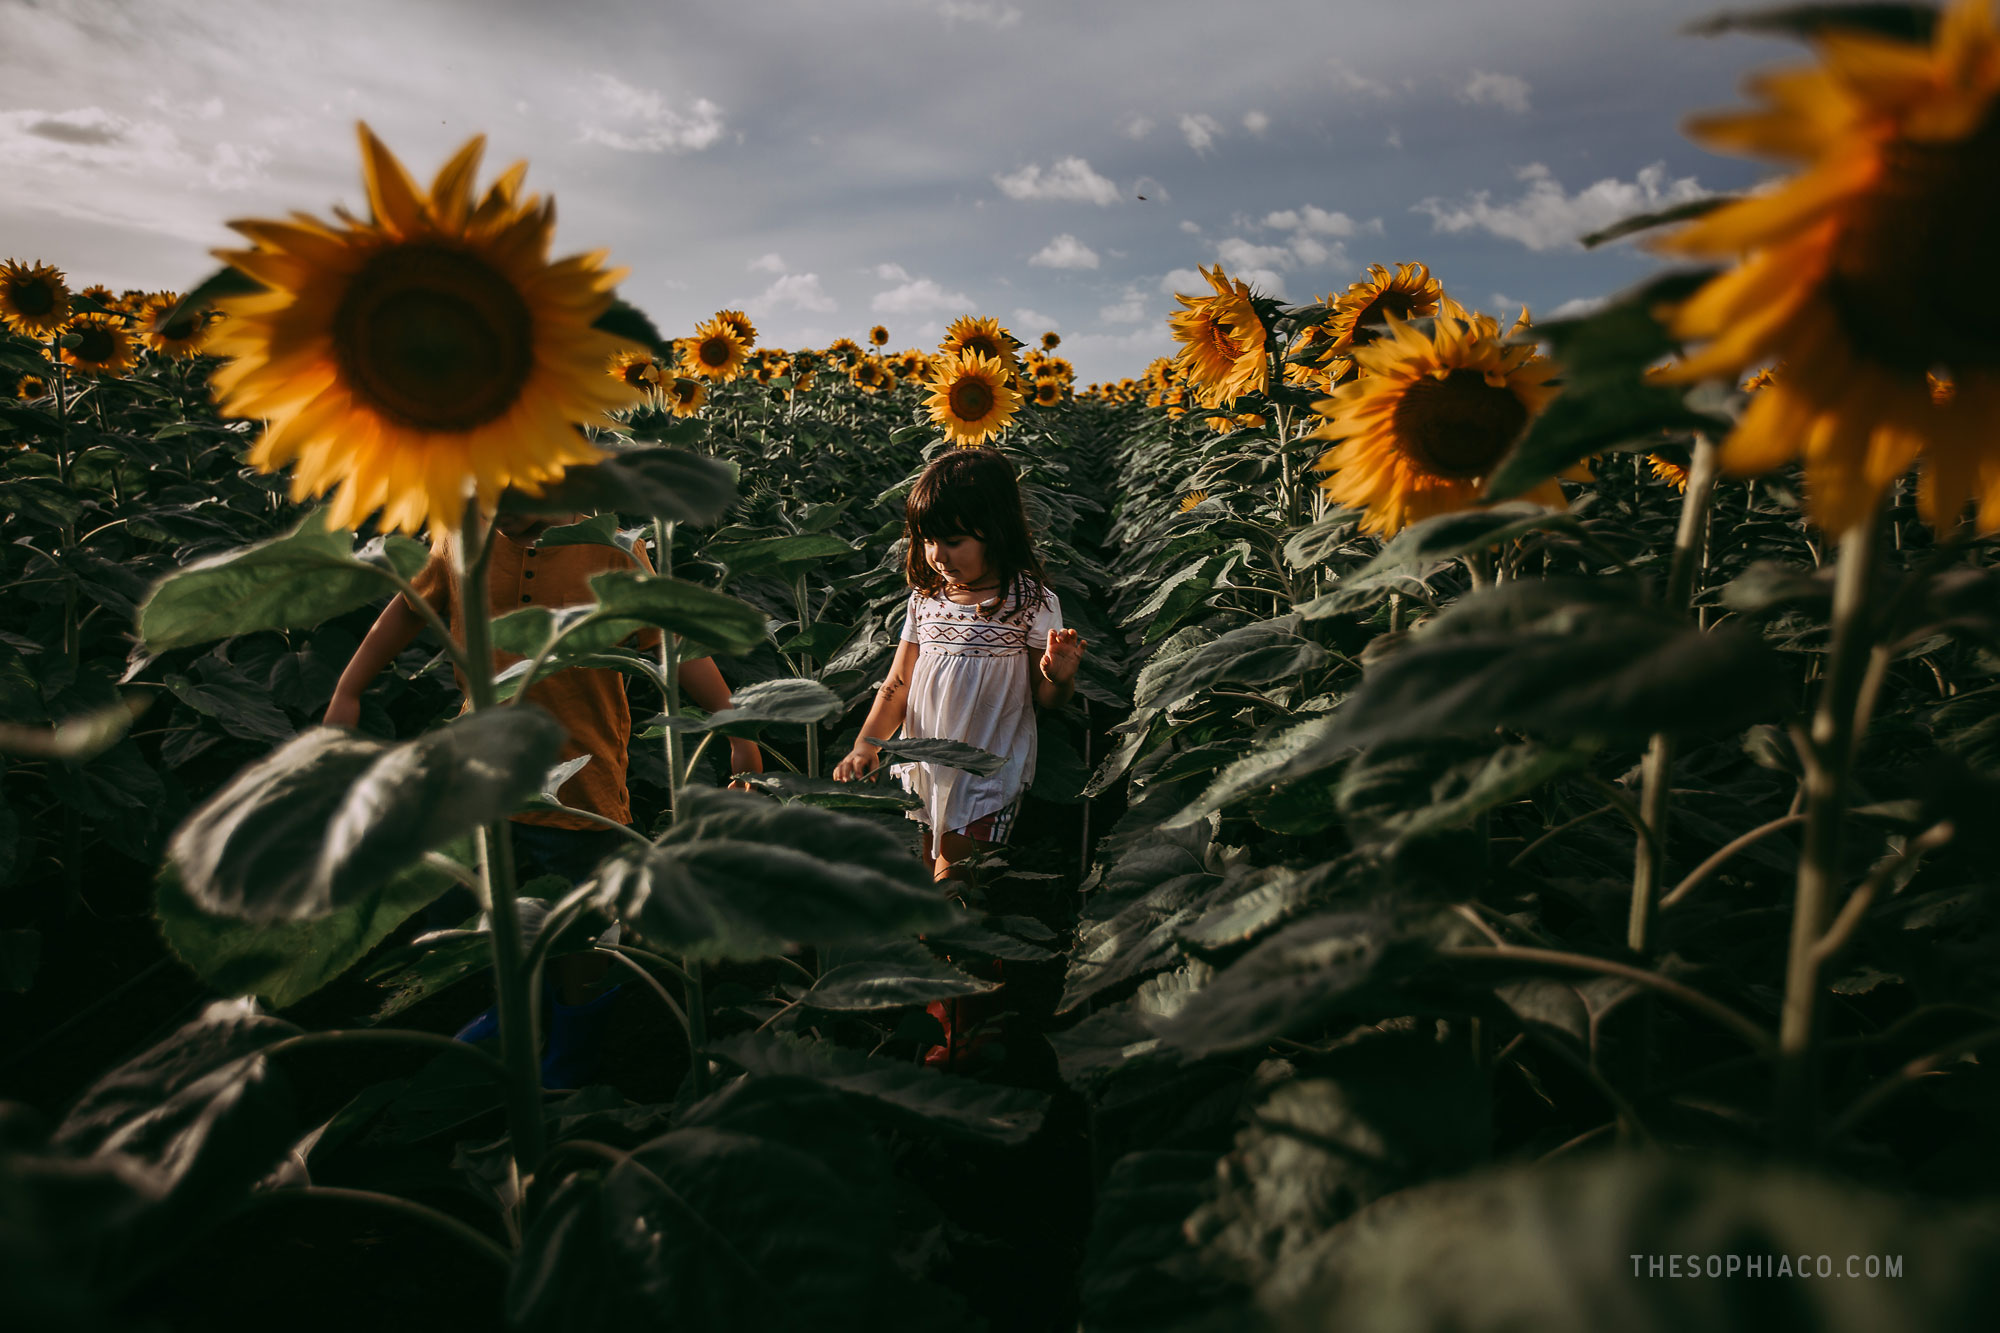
[6,4,2000,1331]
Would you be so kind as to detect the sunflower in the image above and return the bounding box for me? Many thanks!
[1655,0,2000,533]
[895,350,928,380]
[1310,310,1561,536]
[1032,379,1064,406]
[852,358,890,392]
[869,323,890,347]
[1742,365,1781,393]
[792,368,817,394]
[939,315,1017,369]
[686,319,750,382]
[608,348,664,397]
[1179,489,1210,512]
[204,125,642,536]
[1035,355,1075,384]
[1649,454,1692,492]
[927,350,1020,446]
[0,260,72,337]
[1041,331,1061,351]
[60,313,139,378]
[15,372,48,400]
[826,337,864,367]
[713,309,757,345]
[139,293,212,358]
[1324,263,1445,354]
[1167,264,1269,409]
[665,375,707,416]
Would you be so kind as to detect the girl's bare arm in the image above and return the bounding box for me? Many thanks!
[833,640,921,781]
[324,595,431,728]
[679,654,764,785]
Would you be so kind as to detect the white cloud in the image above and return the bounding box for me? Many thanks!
[1547,295,1609,320]
[932,0,1023,28]
[872,276,973,314]
[748,252,787,273]
[1243,110,1270,135]
[1261,205,1375,238]
[873,262,911,281]
[1013,307,1056,329]
[993,156,1119,206]
[1179,112,1221,154]
[1028,233,1099,269]
[1414,161,1712,252]
[1099,290,1148,323]
[749,272,836,314]
[1061,327,1177,366]
[1161,264,1288,299]
[1133,176,1168,202]
[1178,219,1202,235]
[1386,126,1404,150]
[1217,237,1294,272]
[1122,114,1154,139]
[579,75,724,153]
[1329,60,1392,98]
[1460,70,1533,115]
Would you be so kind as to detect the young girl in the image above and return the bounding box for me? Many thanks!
[833,448,1085,1065]
[325,501,761,1087]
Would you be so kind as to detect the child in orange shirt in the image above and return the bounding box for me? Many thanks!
[326,505,759,1086]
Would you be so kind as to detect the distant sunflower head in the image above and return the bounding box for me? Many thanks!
[1167,264,1269,409]
[714,309,757,346]
[78,284,118,311]
[926,350,1020,446]
[60,312,139,378]
[895,350,928,380]
[1041,330,1061,351]
[666,375,707,416]
[0,260,72,337]
[139,293,212,358]
[827,337,864,367]
[1035,355,1074,384]
[1649,453,1692,492]
[1311,311,1561,535]
[852,358,889,392]
[15,372,49,400]
[790,347,819,373]
[1656,0,2000,533]
[1179,489,1210,512]
[688,319,750,382]
[791,368,817,394]
[869,323,890,347]
[940,315,1016,369]
[1033,379,1063,406]
[204,124,644,536]
[608,348,664,396]
[1325,263,1444,353]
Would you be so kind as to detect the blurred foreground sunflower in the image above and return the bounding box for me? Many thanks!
[60,313,139,378]
[1657,0,2000,532]
[927,351,1019,446]
[0,260,71,337]
[1311,310,1560,535]
[204,124,642,535]
[1167,264,1268,408]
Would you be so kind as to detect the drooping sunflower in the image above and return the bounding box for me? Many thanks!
[713,309,757,346]
[15,372,49,400]
[608,348,664,399]
[1649,454,1692,492]
[0,260,72,337]
[60,313,139,378]
[1041,331,1061,351]
[1655,0,2000,533]
[1324,263,1445,354]
[1167,264,1269,409]
[1311,310,1561,536]
[686,319,750,382]
[926,350,1020,446]
[869,324,890,347]
[204,124,644,536]
[665,375,707,416]
[826,337,864,367]
[939,315,1016,370]
[139,293,212,358]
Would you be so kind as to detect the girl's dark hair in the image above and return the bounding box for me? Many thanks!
[903,448,1049,616]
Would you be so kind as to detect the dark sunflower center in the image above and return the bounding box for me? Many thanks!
[159,314,200,343]
[622,362,653,387]
[1388,369,1527,480]
[334,243,533,431]
[1348,291,1427,348]
[964,335,1002,361]
[15,281,55,317]
[698,336,731,369]
[950,376,995,421]
[1830,102,2000,372]
[72,323,118,364]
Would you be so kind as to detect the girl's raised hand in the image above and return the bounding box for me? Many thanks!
[832,743,881,783]
[1042,627,1086,684]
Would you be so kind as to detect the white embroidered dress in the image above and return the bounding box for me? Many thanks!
[893,581,1062,837]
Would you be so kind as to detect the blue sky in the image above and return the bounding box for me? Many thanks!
[1,0,1799,382]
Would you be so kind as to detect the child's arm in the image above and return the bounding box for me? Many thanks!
[324,594,430,728]
[679,655,764,789]
[1034,628,1086,710]
[833,640,921,782]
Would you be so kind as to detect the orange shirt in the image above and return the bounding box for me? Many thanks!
[405,531,662,832]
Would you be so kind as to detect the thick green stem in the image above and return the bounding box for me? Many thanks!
[794,569,821,778]
[454,502,546,1175]
[1776,516,1878,1154]
[1628,435,1721,955]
